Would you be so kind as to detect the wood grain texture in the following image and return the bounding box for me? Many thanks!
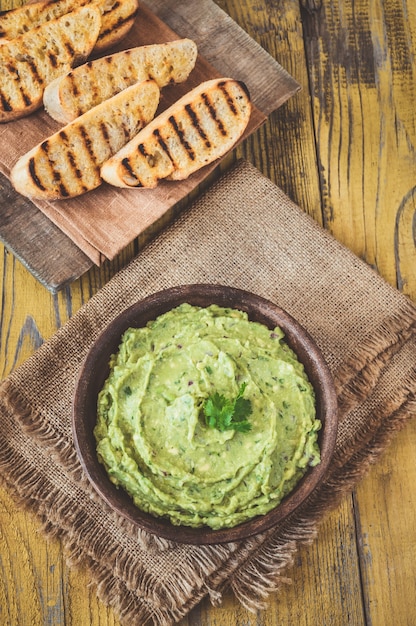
[301,0,416,301]
[354,422,416,626]
[0,172,93,291]
[298,4,416,620]
[0,0,415,625]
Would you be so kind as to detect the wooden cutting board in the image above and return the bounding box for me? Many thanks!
[0,0,300,291]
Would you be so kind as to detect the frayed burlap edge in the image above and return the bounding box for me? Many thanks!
[334,313,416,415]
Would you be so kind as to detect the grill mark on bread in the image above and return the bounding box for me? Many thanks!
[236,80,251,101]
[40,140,49,154]
[59,128,84,181]
[4,62,29,107]
[138,143,150,158]
[100,122,110,145]
[6,61,18,76]
[64,41,75,58]
[58,182,70,197]
[38,134,70,197]
[7,62,32,106]
[185,103,211,148]
[78,124,96,161]
[21,90,32,107]
[48,51,58,69]
[0,91,12,112]
[218,80,238,115]
[169,114,196,161]
[103,0,122,14]
[127,54,138,82]
[30,140,60,193]
[122,157,143,187]
[105,65,118,94]
[66,149,83,180]
[153,128,175,167]
[67,59,102,110]
[201,92,227,136]
[29,157,46,191]
[26,57,43,86]
[62,123,98,188]
[69,62,87,114]
[97,9,138,44]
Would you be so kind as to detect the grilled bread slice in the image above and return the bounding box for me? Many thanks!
[44,39,198,124]
[10,80,160,200]
[0,5,101,123]
[0,0,138,53]
[101,78,251,189]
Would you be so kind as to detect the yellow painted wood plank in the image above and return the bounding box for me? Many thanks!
[217,0,325,226]
[0,485,72,625]
[354,421,416,626]
[301,1,416,624]
[302,0,416,300]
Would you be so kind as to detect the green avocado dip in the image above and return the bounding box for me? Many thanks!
[94,303,321,530]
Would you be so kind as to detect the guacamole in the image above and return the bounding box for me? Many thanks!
[94,303,321,530]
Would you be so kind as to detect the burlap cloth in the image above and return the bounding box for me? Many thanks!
[0,160,415,625]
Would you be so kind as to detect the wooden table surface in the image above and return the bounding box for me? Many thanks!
[1,1,415,625]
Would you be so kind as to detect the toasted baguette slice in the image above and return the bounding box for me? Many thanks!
[0,5,101,123]
[101,78,251,189]
[10,80,160,200]
[0,0,138,53]
[44,39,198,124]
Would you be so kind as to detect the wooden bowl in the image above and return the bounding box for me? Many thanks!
[72,284,338,544]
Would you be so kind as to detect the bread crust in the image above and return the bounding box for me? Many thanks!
[100,78,252,189]
[10,80,160,199]
[43,39,198,124]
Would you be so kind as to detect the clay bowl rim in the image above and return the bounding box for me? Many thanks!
[72,284,338,545]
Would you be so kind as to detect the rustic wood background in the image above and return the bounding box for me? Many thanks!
[0,0,415,625]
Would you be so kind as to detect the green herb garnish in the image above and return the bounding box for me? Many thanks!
[203,382,252,433]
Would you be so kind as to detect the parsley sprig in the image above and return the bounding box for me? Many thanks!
[203,382,252,433]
